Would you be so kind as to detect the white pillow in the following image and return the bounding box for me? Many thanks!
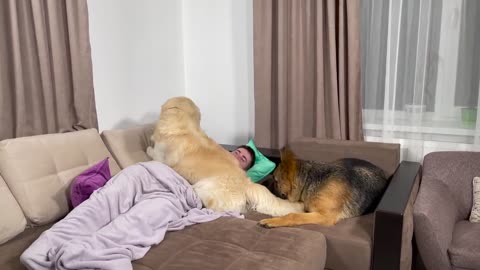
[470,177,480,223]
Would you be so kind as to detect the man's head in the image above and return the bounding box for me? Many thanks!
[232,145,256,170]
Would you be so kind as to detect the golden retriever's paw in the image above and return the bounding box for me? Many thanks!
[146,146,154,158]
[292,202,305,213]
[258,218,283,228]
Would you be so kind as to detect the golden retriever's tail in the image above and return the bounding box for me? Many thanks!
[245,183,304,216]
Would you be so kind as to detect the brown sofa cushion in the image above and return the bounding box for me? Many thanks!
[246,211,373,270]
[1,218,326,270]
[0,224,52,270]
[101,124,155,169]
[0,129,121,225]
[0,174,26,245]
[133,217,326,270]
[289,137,400,178]
[449,220,480,270]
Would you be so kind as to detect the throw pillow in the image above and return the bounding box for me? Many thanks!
[70,158,111,208]
[470,177,480,223]
[246,139,276,182]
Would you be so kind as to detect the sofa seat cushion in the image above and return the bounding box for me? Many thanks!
[132,217,327,270]
[0,129,121,225]
[101,124,155,169]
[0,174,26,245]
[1,218,326,270]
[246,211,373,270]
[0,224,52,270]
[449,220,480,269]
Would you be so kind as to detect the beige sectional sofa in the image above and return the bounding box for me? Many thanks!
[0,124,420,270]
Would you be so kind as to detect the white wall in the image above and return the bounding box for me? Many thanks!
[88,0,186,131]
[88,0,254,145]
[183,0,254,145]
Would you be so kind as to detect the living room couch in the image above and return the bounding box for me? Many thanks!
[0,124,420,270]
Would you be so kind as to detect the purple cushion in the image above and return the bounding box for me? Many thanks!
[70,158,111,208]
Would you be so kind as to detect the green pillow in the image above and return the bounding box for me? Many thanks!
[246,139,276,182]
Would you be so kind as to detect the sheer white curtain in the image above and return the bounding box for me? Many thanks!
[361,0,480,162]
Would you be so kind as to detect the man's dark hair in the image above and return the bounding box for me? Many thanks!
[238,145,256,169]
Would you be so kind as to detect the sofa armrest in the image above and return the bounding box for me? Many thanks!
[372,161,421,270]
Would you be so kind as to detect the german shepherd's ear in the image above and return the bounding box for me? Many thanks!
[280,146,297,169]
[280,146,294,160]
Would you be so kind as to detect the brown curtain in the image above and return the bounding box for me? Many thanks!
[0,0,98,140]
[253,0,363,148]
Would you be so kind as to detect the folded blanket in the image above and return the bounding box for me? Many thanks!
[21,161,242,270]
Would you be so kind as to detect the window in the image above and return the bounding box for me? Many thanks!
[361,0,480,136]
[361,0,480,160]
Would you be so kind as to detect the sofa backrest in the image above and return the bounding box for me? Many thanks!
[289,137,400,178]
[100,124,401,179]
[101,124,155,169]
[0,174,27,244]
[0,129,121,226]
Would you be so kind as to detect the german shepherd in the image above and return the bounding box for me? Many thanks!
[259,147,388,228]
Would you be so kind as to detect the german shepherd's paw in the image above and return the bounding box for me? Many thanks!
[258,212,337,228]
[258,217,285,228]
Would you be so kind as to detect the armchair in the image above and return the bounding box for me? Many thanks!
[414,151,480,270]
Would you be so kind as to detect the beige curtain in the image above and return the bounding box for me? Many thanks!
[0,0,98,140]
[253,0,363,148]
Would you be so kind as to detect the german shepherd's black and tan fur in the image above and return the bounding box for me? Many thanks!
[259,147,388,228]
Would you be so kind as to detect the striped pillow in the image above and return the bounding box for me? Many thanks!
[470,177,480,223]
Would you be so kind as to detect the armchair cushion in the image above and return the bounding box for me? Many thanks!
[470,177,480,223]
[449,220,480,269]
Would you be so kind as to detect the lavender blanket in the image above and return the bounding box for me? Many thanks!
[21,162,242,270]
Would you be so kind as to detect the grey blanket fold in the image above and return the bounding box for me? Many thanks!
[21,161,242,270]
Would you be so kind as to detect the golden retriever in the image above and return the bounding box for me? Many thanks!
[146,96,304,216]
